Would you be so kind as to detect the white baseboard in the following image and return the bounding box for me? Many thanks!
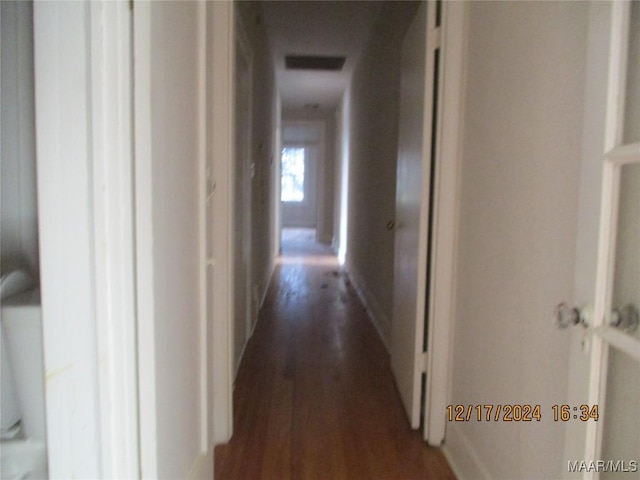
[187,446,214,480]
[236,260,277,380]
[442,422,491,480]
[344,266,391,352]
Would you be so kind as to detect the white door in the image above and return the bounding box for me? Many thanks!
[390,1,432,429]
[391,0,466,444]
[564,2,640,476]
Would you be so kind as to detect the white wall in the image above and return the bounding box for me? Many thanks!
[245,2,278,315]
[233,1,278,374]
[1,0,39,279]
[446,2,589,478]
[344,3,418,344]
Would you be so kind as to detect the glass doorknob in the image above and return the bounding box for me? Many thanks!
[610,304,639,333]
[555,302,588,329]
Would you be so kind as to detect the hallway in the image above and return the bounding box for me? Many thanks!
[215,232,455,479]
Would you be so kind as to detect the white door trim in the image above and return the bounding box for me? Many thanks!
[210,0,235,445]
[89,2,140,476]
[424,0,468,446]
[132,1,158,475]
[562,2,639,475]
[197,0,210,455]
[34,1,139,476]
[585,0,637,472]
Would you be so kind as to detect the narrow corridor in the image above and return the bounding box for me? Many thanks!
[215,230,455,479]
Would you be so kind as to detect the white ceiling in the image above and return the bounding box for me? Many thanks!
[260,1,384,110]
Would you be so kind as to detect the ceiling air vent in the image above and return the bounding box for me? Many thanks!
[285,55,346,71]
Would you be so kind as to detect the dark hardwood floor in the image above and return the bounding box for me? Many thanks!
[215,229,456,479]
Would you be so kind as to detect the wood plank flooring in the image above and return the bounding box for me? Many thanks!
[215,230,456,479]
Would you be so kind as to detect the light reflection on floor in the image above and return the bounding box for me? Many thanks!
[279,227,337,266]
[278,255,338,266]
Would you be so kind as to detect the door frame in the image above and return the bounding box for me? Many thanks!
[388,0,467,445]
[562,2,640,476]
[279,120,326,238]
[34,1,139,477]
[423,0,468,446]
[209,0,235,445]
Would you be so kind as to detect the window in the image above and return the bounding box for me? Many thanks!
[281,147,305,202]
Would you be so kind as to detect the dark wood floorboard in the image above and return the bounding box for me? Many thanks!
[215,233,456,479]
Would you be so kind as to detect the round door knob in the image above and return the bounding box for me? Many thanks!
[610,304,639,333]
[555,302,588,329]
[386,220,395,231]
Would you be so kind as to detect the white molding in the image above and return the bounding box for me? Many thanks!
[210,0,235,445]
[89,1,139,477]
[34,2,120,476]
[196,0,209,455]
[132,1,158,476]
[424,0,467,446]
[345,266,391,352]
[186,448,214,480]
[585,1,633,472]
[584,1,638,472]
[442,423,492,480]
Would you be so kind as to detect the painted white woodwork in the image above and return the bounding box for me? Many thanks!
[563,2,640,477]
[423,0,467,447]
[88,2,139,477]
[133,1,211,477]
[132,2,157,475]
[33,0,140,476]
[1,0,39,278]
[209,1,235,446]
[196,0,212,463]
[34,2,101,476]
[390,1,430,429]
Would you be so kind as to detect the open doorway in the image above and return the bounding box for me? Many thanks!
[279,119,335,254]
[1,2,48,477]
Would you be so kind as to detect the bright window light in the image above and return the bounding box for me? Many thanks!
[281,147,305,202]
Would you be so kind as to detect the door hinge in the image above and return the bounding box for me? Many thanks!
[421,351,429,373]
[429,27,441,49]
[129,0,134,11]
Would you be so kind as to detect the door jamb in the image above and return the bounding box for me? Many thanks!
[424,0,468,446]
[210,1,235,444]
